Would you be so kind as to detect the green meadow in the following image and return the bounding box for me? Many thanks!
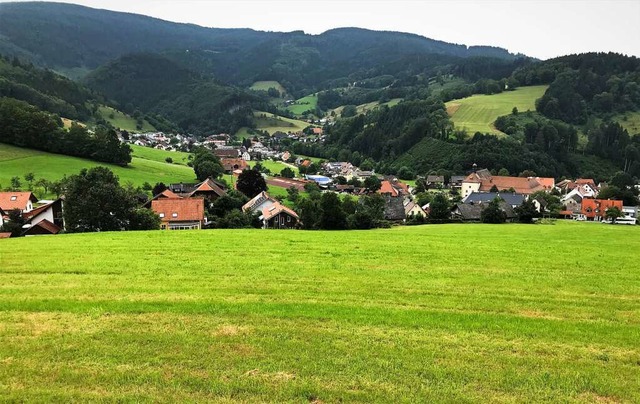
[1,222,639,402]
[250,81,288,95]
[445,85,548,135]
[130,145,191,166]
[286,94,318,115]
[98,106,156,133]
[0,143,196,191]
[331,98,403,117]
[237,111,312,137]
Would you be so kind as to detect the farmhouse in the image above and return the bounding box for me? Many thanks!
[151,197,205,230]
[404,200,427,219]
[462,169,555,197]
[260,201,299,229]
[383,195,406,221]
[168,179,227,201]
[451,201,516,222]
[242,191,277,214]
[379,180,409,197]
[22,199,65,236]
[579,199,623,221]
[0,191,38,213]
[221,158,248,173]
[214,148,240,158]
[462,192,525,208]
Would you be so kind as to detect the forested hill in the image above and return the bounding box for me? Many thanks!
[84,53,258,135]
[0,2,521,90]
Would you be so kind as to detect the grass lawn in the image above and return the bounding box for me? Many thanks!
[331,98,403,117]
[0,222,639,401]
[286,94,318,115]
[445,85,548,135]
[98,106,155,133]
[0,143,196,192]
[249,160,299,177]
[250,81,288,95]
[237,111,312,137]
[130,145,191,166]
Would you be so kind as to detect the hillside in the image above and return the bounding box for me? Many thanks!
[0,2,522,92]
[0,143,196,191]
[84,53,257,135]
[445,85,548,135]
[1,223,639,401]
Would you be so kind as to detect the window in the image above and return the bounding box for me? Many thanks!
[10,196,17,201]
[172,213,178,218]
[287,216,291,223]
[159,213,165,218]
[280,216,284,225]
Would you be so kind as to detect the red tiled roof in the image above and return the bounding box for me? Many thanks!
[221,158,248,172]
[312,127,323,135]
[214,149,240,158]
[379,180,399,197]
[189,178,226,197]
[300,160,312,167]
[581,199,623,218]
[158,189,181,199]
[261,201,299,221]
[464,174,554,195]
[0,192,37,211]
[151,198,205,222]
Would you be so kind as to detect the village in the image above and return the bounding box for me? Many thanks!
[2,138,638,237]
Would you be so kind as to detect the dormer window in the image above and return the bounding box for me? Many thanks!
[10,196,17,201]
[159,213,165,218]
[172,213,178,218]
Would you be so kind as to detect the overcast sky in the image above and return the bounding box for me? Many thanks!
[2,0,639,60]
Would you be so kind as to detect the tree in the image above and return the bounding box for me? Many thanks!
[286,186,300,203]
[280,167,295,178]
[63,167,157,232]
[489,185,499,192]
[396,166,415,180]
[236,169,267,198]
[10,176,21,191]
[605,206,623,223]
[319,192,347,230]
[514,199,538,223]
[497,168,510,176]
[24,172,35,190]
[35,178,51,194]
[481,198,507,224]
[429,193,450,220]
[192,149,224,181]
[0,209,26,237]
[152,182,167,196]
[364,176,381,192]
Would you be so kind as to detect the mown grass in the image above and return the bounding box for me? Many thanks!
[0,222,638,402]
[98,106,155,133]
[249,160,299,177]
[286,94,318,115]
[445,85,548,135]
[0,143,196,191]
[237,111,311,137]
[130,145,191,166]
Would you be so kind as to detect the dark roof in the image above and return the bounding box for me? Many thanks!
[463,192,525,206]
[383,195,406,221]
[214,148,240,158]
[427,175,445,183]
[450,175,465,183]
[452,201,516,221]
[22,219,62,236]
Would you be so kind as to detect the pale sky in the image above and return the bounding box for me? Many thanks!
[2,0,639,60]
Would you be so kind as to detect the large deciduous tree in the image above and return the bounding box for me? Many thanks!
[236,168,267,198]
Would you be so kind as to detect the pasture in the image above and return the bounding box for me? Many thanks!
[445,85,548,135]
[286,94,318,115]
[0,222,638,402]
[98,106,155,133]
[0,143,196,192]
[237,111,312,137]
[250,81,288,96]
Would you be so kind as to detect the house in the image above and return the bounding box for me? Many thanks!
[0,207,5,228]
[168,179,226,202]
[383,195,406,221]
[0,232,12,239]
[461,169,555,198]
[426,175,445,188]
[306,175,332,188]
[281,151,291,162]
[379,180,409,198]
[242,191,277,213]
[449,175,465,189]
[151,198,205,230]
[578,199,623,221]
[241,151,251,161]
[143,189,182,208]
[451,201,516,222]
[221,158,248,173]
[260,201,299,229]
[556,178,598,194]
[214,148,240,158]
[22,199,65,234]
[0,192,38,213]
[404,200,427,219]
[462,192,525,208]
[311,127,323,135]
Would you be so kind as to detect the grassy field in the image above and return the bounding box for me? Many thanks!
[445,85,548,135]
[249,160,299,176]
[614,111,640,136]
[98,106,155,133]
[332,98,403,117]
[0,143,196,192]
[286,94,318,115]
[130,145,191,166]
[237,111,312,137]
[250,81,288,95]
[0,222,639,402]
